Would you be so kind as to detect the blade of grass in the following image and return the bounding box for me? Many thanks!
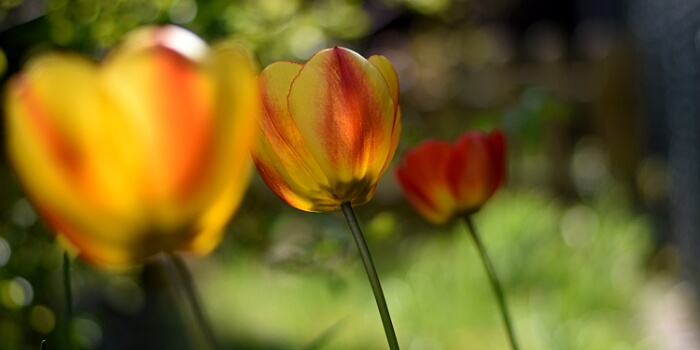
[63,252,73,349]
[301,316,348,350]
[165,252,218,350]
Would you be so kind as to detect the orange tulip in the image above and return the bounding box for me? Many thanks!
[395,130,506,224]
[4,26,258,266]
[252,46,401,212]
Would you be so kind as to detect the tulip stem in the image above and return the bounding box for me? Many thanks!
[341,202,400,350]
[166,252,218,350]
[40,340,47,350]
[463,215,519,350]
[62,252,73,349]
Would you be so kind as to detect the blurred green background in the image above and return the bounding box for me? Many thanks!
[0,0,691,349]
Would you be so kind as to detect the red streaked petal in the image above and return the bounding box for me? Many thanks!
[486,129,507,191]
[253,60,342,211]
[102,32,215,204]
[257,60,329,189]
[395,140,456,224]
[449,132,494,212]
[13,75,84,182]
[154,47,214,198]
[287,47,395,201]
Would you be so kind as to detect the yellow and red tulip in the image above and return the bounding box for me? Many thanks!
[395,130,506,225]
[4,26,258,266]
[252,46,401,212]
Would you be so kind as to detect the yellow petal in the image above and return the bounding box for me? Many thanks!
[369,56,401,180]
[368,54,399,109]
[252,61,340,211]
[101,27,218,230]
[179,41,261,252]
[5,54,145,260]
[378,107,402,177]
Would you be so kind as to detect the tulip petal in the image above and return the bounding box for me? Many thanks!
[253,61,342,211]
[486,130,507,191]
[287,47,396,202]
[257,62,329,187]
[378,107,402,176]
[368,56,401,176]
[34,202,139,265]
[368,54,399,109]
[395,141,456,224]
[178,42,260,253]
[368,56,400,175]
[102,28,216,222]
[178,164,251,255]
[449,133,493,212]
[6,54,146,261]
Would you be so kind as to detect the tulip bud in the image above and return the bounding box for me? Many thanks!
[395,130,506,224]
[252,46,401,212]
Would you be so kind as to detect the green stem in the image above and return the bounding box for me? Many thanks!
[341,202,400,350]
[40,340,47,350]
[166,252,218,350]
[463,215,519,350]
[62,252,73,349]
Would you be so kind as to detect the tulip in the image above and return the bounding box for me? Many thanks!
[253,46,402,349]
[395,129,518,350]
[252,46,401,212]
[4,26,258,266]
[394,130,506,225]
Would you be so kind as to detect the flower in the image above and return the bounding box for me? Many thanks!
[394,130,506,224]
[4,26,258,265]
[252,46,401,212]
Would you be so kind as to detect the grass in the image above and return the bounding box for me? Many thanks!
[200,187,653,349]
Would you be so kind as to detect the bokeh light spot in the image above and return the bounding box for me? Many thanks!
[288,26,326,60]
[6,277,34,308]
[259,0,298,20]
[367,211,397,240]
[30,305,56,334]
[636,156,668,207]
[570,137,610,195]
[11,198,37,228]
[560,205,598,249]
[169,0,197,24]
[75,317,103,350]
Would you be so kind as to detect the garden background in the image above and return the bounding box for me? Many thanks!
[0,0,698,349]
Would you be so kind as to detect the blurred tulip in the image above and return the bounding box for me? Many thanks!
[252,46,401,212]
[395,130,506,224]
[4,26,258,266]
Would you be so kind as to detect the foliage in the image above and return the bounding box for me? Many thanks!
[203,187,652,349]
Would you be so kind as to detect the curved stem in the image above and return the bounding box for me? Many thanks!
[62,252,73,350]
[463,215,519,350]
[165,252,219,350]
[341,202,400,350]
